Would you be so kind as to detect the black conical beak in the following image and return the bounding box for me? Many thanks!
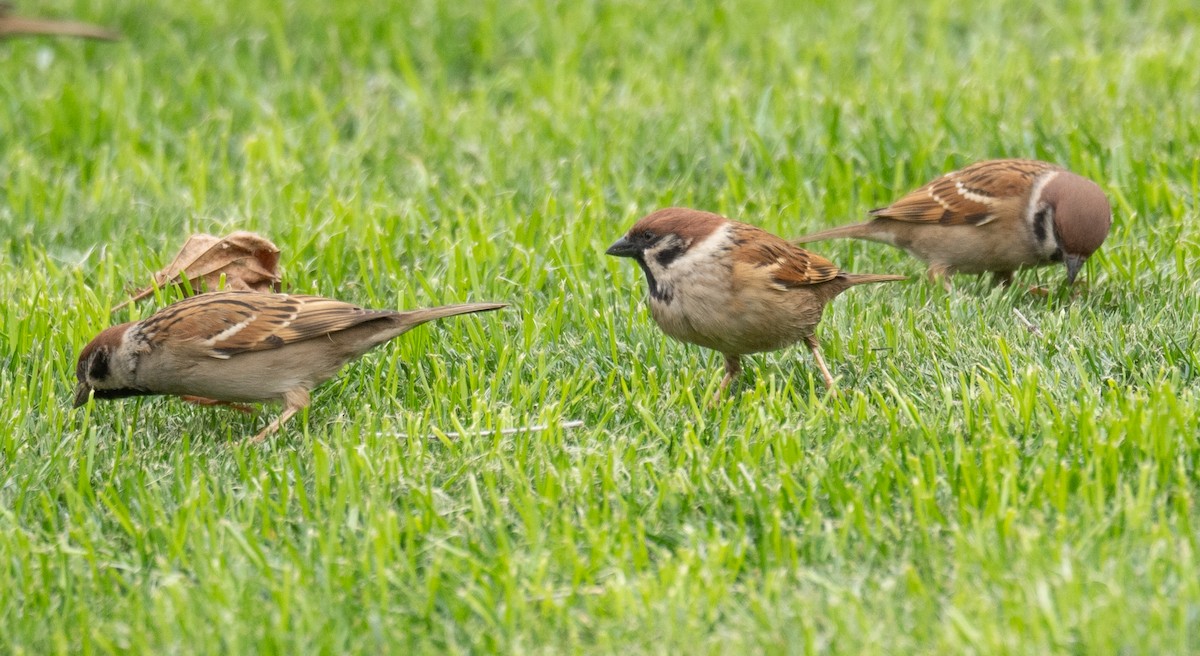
[73,382,92,408]
[606,236,639,258]
[1064,254,1086,284]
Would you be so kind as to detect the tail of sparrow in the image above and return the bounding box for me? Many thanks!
[794,223,875,244]
[393,302,508,329]
[839,273,907,286]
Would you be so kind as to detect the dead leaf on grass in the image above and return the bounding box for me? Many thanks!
[114,231,282,311]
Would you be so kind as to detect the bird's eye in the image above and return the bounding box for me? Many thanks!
[640,231,657,243]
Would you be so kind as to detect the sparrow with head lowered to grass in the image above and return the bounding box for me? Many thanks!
[74,291,506,442]
[795,159,1112,286]
[607,207,904,397]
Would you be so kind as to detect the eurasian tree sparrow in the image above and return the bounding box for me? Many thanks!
[74,291,506,442]
[607,207,904,396]
[795,159,1112,285]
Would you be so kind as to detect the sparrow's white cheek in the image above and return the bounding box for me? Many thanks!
[1025,172,1059,229]
[98,334,146,388]
[672,225,732,269]
[646,225,733,287]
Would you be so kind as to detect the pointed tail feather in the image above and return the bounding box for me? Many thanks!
[840,273,907,286]
[357,302,506,351]
[794,223,874,244]
[396,302,507,328]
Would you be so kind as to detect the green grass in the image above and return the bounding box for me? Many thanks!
[2,0,1199,652]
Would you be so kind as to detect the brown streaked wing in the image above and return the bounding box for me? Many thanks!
[139,291,396,358]
[871,159,1058,225]
[953,159,1058,198]
[736,235,841,288]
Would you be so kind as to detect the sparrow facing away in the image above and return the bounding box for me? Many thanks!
[795,159,1112,286]
[607,207,905,397]
[74,291,506,442]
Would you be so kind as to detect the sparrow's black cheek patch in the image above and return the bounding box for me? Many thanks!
[654,245,685,269]
[1033,208,1050,242]
[635,259,673,304]
[88,350,110,381]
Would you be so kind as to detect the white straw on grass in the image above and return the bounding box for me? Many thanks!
[1013,307,1044,337]
[390,419,585,440]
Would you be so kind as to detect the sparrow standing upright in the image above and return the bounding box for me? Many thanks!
[607,207,904,397]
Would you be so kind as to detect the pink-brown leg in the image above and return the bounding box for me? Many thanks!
[804,334,836,390]
[926,264,953,292]
[710,354,742,406]
[992,271,1015,287]
[245,388,310,444]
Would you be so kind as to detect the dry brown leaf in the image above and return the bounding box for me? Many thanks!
[0,2,121,40]
[114,232,282,311]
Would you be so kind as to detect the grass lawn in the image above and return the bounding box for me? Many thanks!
[2,0,1199,652]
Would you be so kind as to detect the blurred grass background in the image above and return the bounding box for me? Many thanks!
[1,0,1198,653]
